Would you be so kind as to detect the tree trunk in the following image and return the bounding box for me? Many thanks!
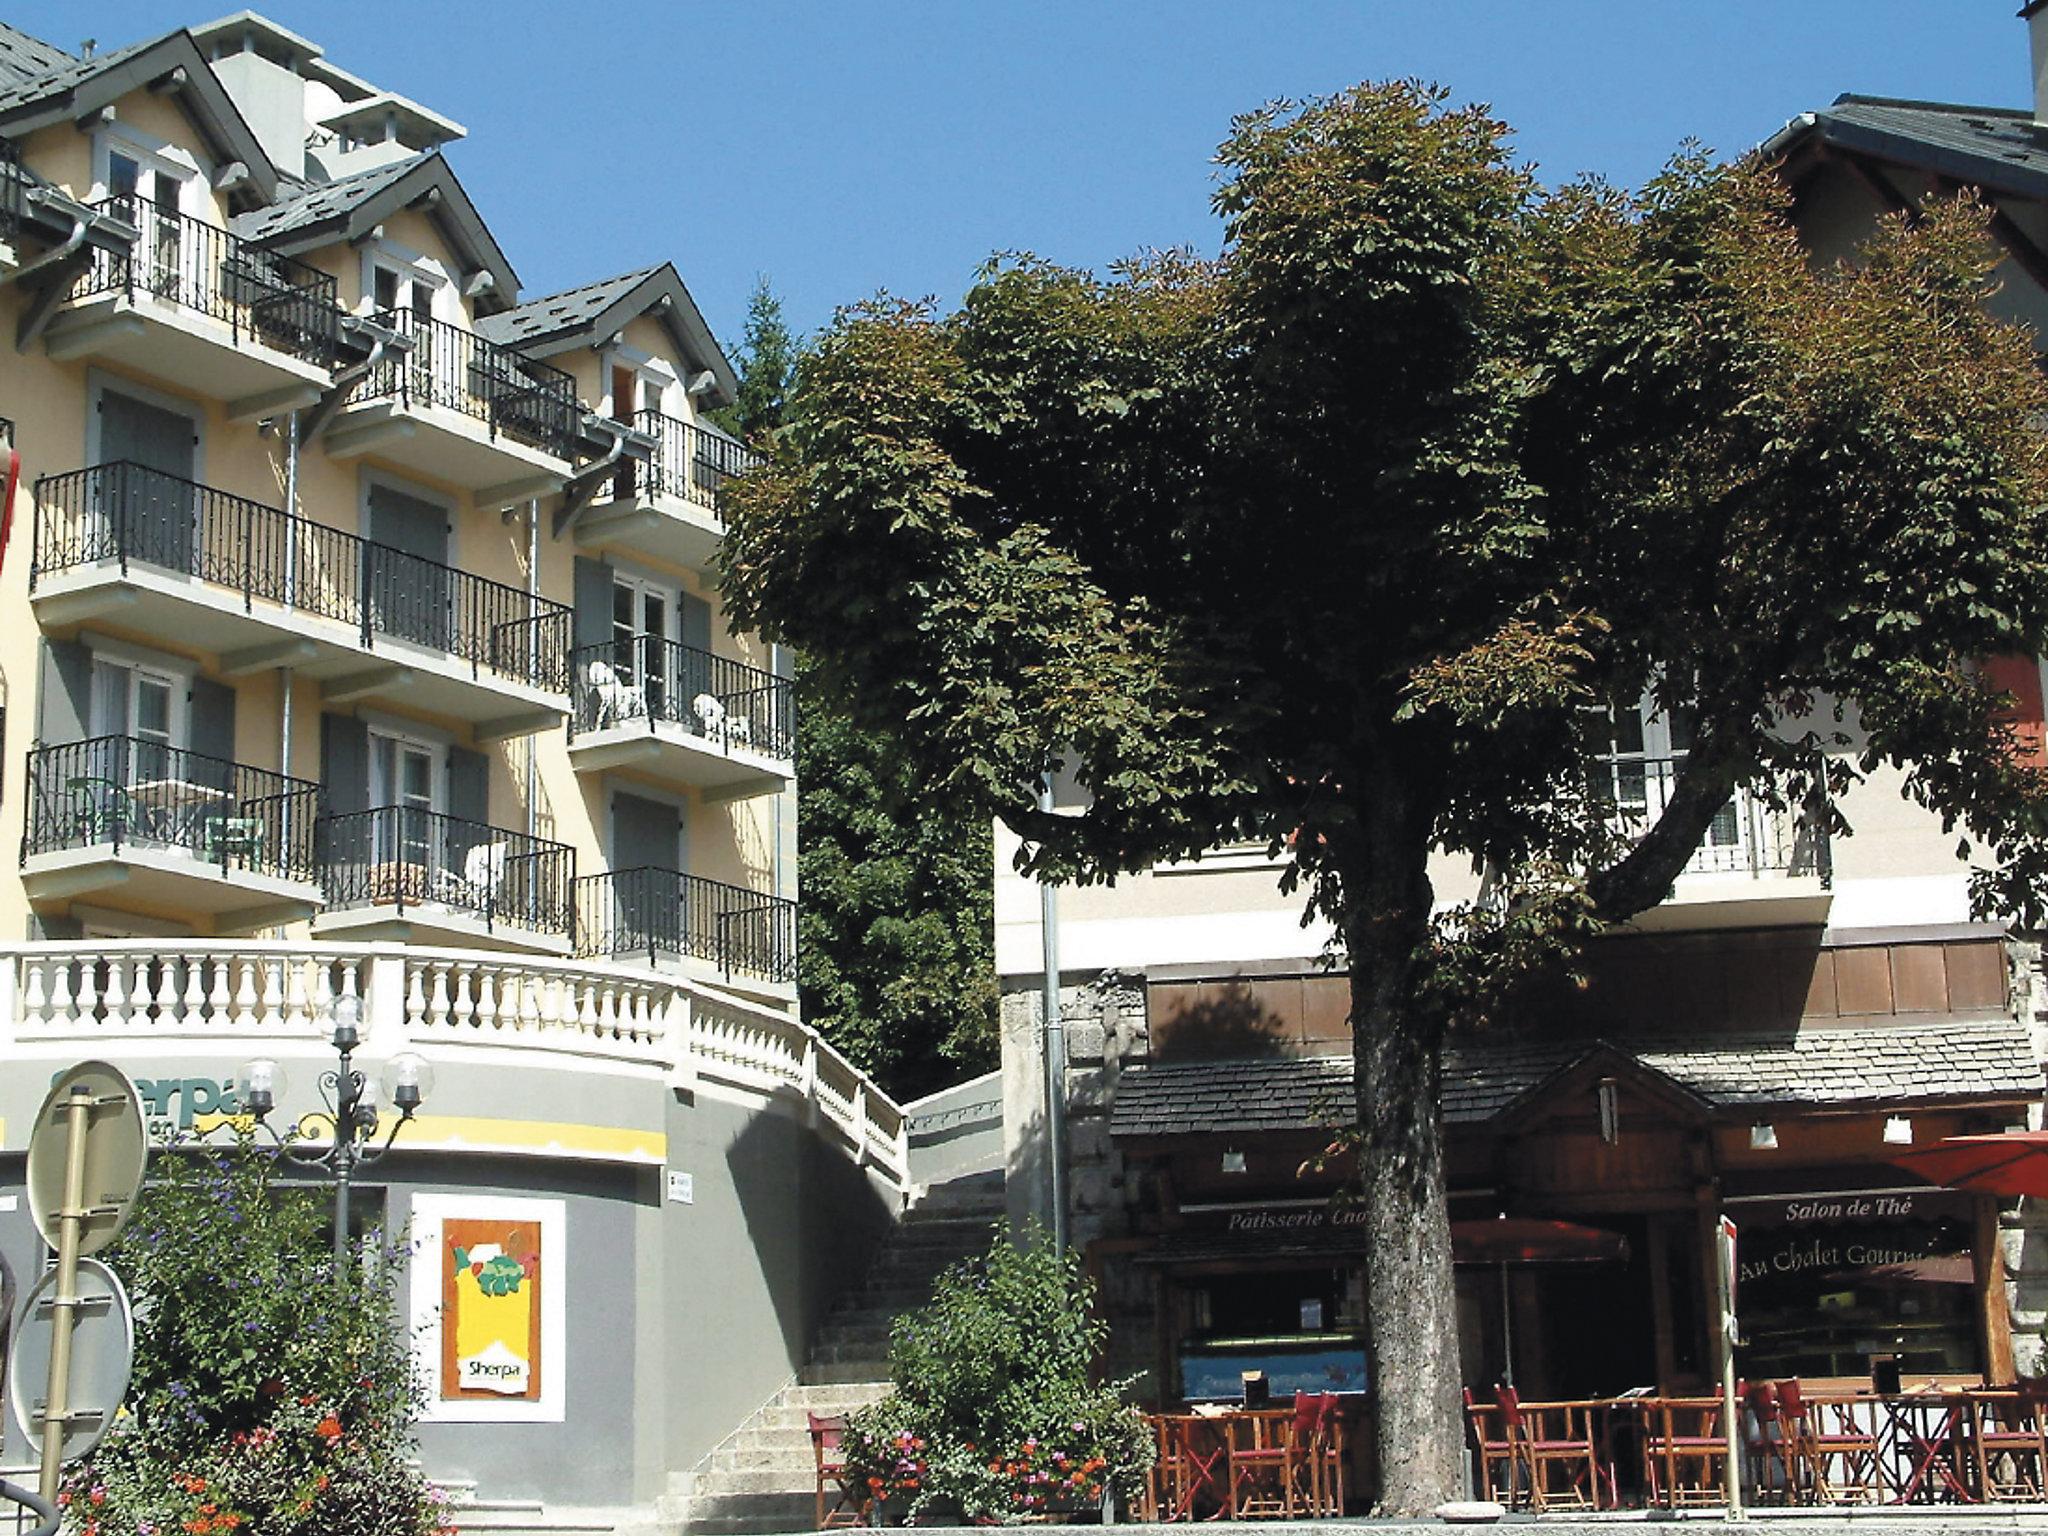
[1345,798,1462,1516]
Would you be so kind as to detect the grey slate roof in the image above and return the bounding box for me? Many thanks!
[473,266,664,347]
[1798,95,2048,204]
[0,35,151,114]
[1107,1020,2044,1138]
[0,23,71,90]
[231,152,431,242]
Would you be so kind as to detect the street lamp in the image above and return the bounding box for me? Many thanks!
[241,996,434,1284]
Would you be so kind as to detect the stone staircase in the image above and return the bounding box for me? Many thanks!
[675,1173,1006,1535]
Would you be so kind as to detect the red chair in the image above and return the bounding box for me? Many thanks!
[807,1412,865,1528]
[1316,1392,1347,1515]
[1228,1393,1327,1518]
[1497,1386,1601,1512]
[1973,1380,2048,1501]
[1640,1395,1731,1507]
[1778,1380,1880,1505]
[1464,1387,1517,1505]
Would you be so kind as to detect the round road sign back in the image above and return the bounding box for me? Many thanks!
[26,1062,147,1257]
[5,1258,135,1464]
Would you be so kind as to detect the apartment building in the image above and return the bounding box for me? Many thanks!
[0,12,907,1524]
[994,13,2048,1455]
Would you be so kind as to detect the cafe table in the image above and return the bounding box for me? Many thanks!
[1144,1406,1340,1521]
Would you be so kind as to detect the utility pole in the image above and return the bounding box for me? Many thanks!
[1038,775,1068,1252]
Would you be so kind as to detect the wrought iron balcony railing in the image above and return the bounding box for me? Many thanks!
[1587,754,1829,881]
[362,309,580,459]
[318,807,576,937]
[574,866,796,984]
[32,463,571,693]
[24,735,321,883]
[628,410,761,512]
[0,136,22,243]
[75,194,344,368]
[568,639,793,759]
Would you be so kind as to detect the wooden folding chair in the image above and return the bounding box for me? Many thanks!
[1316,1392,1347,1515]
[1464,1387,1517,1505]
[1972,1382,2048,1501]
[1228,1394,1325,1518]
[1498,1387,1601,1512]
[807,1412,864,1528]
[1640,1396,1730,1507]
[1779,1380,1880,1505]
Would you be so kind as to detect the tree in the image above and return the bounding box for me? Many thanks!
[797,651,998,1097]
[715,279,998,1095]
[711,276,797,444]
[718,84,2048,1510]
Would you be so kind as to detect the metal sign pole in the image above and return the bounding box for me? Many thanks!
[1716,1215,1745,1521]
[38,1085,92,1503]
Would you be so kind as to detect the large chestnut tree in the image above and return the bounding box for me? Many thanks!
[720,84,2048,1511]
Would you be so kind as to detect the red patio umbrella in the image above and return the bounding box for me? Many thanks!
[1890,1129,2048,1197]
[1451,1218,1630,1386]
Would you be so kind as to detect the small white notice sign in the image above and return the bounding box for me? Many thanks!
[666,1170,693,1205]
[0,1194,16,1213]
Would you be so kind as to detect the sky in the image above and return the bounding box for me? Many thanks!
[8,2,2036,354]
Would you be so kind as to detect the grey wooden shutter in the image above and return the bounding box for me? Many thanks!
[446,745,489,827]
[321,713,370,816]
[612,791,680,871]
[573,556,613,651]
[38,638,92,743]
[189,676,236,761]
[681,592,712,655]
[89,659,131,738]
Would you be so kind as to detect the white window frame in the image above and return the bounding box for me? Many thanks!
[87,651,192,744]
[90,122,202,212]
[367,726,446,815]
[360,239,450,322]
[604,343,678,420]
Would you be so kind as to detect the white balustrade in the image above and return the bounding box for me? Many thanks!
[3,939,910,1187]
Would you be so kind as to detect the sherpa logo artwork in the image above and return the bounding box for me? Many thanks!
[442,1221,542,1400]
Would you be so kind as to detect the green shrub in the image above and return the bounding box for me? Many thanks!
[845,1223,1152,1523]
[64,1136,449,1536]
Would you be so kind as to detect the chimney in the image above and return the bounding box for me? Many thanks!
[2029,1,2048,122]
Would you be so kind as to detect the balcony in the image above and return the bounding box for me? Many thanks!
[575,866,796,989]
[327,310,580,502]
[0,138,21,270]
[314,807,575,952]
[566,639,793,797]
[1594,755,1832,930]
[573,410,760,572]
[22,736,323,922]
[44,197,342,414]
[31,463,569,734]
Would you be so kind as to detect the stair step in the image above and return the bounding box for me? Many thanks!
[693,1468,837,1497]
[777,1381,892,1409]
[804,1359,903,1384]
[682,1489,817,1521]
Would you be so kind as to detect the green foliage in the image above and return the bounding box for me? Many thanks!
[72,1138,445,1536]
[710,276,797,445]
[844,1225,1152,1522]
[797,652,997,1095]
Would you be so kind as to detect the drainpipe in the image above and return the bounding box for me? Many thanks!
[525,497,538,841]
[0,208,89,287]
[278,410,297,777]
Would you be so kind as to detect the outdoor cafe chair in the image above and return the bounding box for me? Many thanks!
[1315,1392,1346,1516]
[1227,1392,1326,1518]
[1743,1380,1800,1504]
[807,1412,864,1529]
[1640,1395,1731,1508]
[1778,1380,1881,1505]
[1971,1382,2048,1501]
[1496,1386,1602,1512]
[1463,1388,1516,1505]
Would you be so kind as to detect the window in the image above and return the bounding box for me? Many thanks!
[1589,695,1742,857]
[612,572,676,716]
[370,729,441,867]
[103,146,189,296]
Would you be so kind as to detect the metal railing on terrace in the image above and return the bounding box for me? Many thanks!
[1588,754,1829,881]
[76,194,343,368]
[363,309,580,459]
[24,735,321,883]
[318,806,576,938]
[33,463,571,693]
[574,866,797,984]
[628,409,761,512]
[568,639,793,759]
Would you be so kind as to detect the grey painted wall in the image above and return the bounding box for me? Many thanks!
[905,1070,1004,1188]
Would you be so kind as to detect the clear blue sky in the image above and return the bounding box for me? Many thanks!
[10,3,2035,352]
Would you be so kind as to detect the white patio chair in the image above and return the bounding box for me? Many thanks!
[692,691,727,743]
[586,659,647,727]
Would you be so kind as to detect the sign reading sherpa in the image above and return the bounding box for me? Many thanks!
[441,1218,543,1401]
